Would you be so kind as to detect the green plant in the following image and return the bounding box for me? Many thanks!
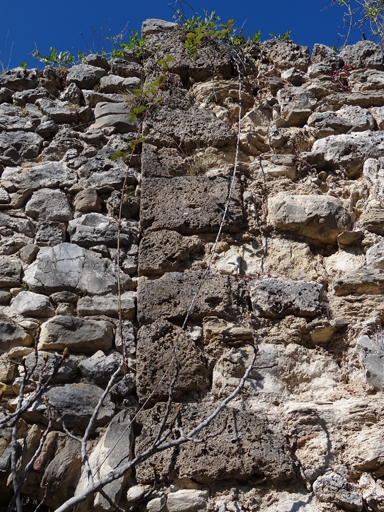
[108,29,147,58]
[269,30,292,40]
[32,47,75,68]
[19,61,27,70]
[21,281,30,291]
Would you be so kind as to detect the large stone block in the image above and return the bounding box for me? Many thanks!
[334,268,384,295]
[0,131,43,165]
[38,315,114,354]
[340,40,384,69]
[136,319,209,404]
[141,176,243,234]
[356,335,384,391]
[1,162,77,192]
[277,86,317,126]
[268,194,351,244]
[135,403,296,484]
[137,271,245,325]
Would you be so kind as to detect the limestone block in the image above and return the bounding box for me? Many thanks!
[0,320,33,352]
[35,221,66,247]
[38,315,114,354]
[252,39,310,71]
[141,176,243,234]
[277,86,317,126]
[0,68,38,92]
[77,293,136,319]
[68,213,131,248]
[25,188,73,222]
[141,143,186,178]
[268,194,351,244]
[110,59,143,78]
[311,43,343,69]
[36,98,79,124]
[0,131,43,165]
[66,63,107,89]
[147,490,209,512]
[136,319,209,404]
[356,335,384,390]
[0,259,21,288]
[24,351,81,384]
[137,271,245,325]
[313,472,363,511]
[13,87,49,106]
[11,291,54,318]
[1,161,77,192]
[340,40,384,69]
[98,75,140,94]
[24,243,126,295]
[308,105,374,139]
[79,350,123,385]
[334,268,384,295]
[366,242,384,268]
[91,101,138,133]
[250,278,323,319]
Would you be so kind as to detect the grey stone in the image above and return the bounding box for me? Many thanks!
[0,212,35,238]
[98,75,141,94]
[68,213,130,248]
[24,243,125,295]
[308,105,374,138]
[0,320,32,352]
[281,67,307,86]
[35,98,79,124]
[35,120,59,138]
[334,268,384,295]
[147,490,209,512]
[311,44,344,69]
[349,69,384,91]
[1,161,77,192]
[77,293,135,319]
[325,90,384,109]
[114,321,136,357]
[142,18,178,36]
[39,128,85,161]
[11,291,54,318]
[0,68,38,92]
[141,176,243,234]
[136,319,209,404]
[277,86,317,126]
[141,143,186,178]
[0,186,9,205]
[356,335,384,391]
[268,194,351,244]
[251,39,310,71]
[135,403,296,484]
[313,472,363,511]
[25,383,115,430]
[75,410,132,510]
[111,59,143,78]
[12,87,49,106]
[307,63,336,78]
[79,350,122,384]
[0,104,36,132]
[0,290,11,305]
[143,106,235,150]
[139,230,203,275]
[0,131,43,165]
[50,291,79,304]
[91,101,138,133]
[35,221,66,246]
[38,315,114,354]
[66,64,107,89]
[24,351,81,384]
[73,189,102,213]
[60,83,83,105]
[25,188,73,221]
[0,87,13,103]
[340,40,384,69]
[137,271,245,325]
[250,278,322,319]
[366,242,384,268]
[0,259,21,288]
[82,90,123,107]
[84,53,110,70]
[307,131,384,177]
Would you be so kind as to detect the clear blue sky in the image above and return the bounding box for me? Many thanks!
[0,0,363,70]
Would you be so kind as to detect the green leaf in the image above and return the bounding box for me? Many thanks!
[129,113,137,122]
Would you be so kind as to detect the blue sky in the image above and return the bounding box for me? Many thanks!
[0,0,363,70]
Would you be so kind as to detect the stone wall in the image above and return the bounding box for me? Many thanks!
[1,18,384,512]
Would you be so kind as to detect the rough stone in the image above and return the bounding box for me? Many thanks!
[77,293,135,319]
[359,473,384,512]
[366,242,384,268]
[35,119,59,139]
[143,106,236,150]
[24,351,81,384]
[0,87,13,103]
[98,75,141,94]
[60,83,83,105]
[135,403,296,484]
[277,87,317,126]
[110,59,143,78]
[0,212,35,238]
[137,271,245,325]
[311,43,344,69]
[334,268,384,295]
[13,87,49,106]
[24,243,125,295]
[0,131,43,165]
[251,278,323,319]
[0,259,21,288]
[25,188,73,222]
[73,189,103,213]
[79,350,122,385]
[252,39,310,71]
[141,143,186,178]
[356,335,384,391]
[142,18,178,36]
[0,320,33,352]
[139,231,203,275]
[141,176,243,234]
[91,101,137,133]
[38,315,114,354]
[1,161,77,192]
[36,98,79,124]
[340,40,384,69]
[25,383,115,430]
[68,213,130,248]
[11,291,54,318]
[66,64,107,89]
[268,194,351,244]
[307,105,374,138]
[35,221,66,246]
[136,319,209,404]
[324,90,384,109]
[75,410,132,510]
[0,68,38,92]
[313,472,363,511]
[147,490,209,512]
